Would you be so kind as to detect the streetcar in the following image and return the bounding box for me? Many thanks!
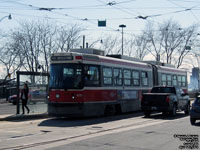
[48,48,187,117]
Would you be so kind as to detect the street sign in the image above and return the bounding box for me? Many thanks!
[98,20,106,27]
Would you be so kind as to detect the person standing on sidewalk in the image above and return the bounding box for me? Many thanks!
[21,83,30,114]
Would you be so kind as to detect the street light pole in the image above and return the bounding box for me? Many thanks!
[119,24,126,55]
[0,14,12,22]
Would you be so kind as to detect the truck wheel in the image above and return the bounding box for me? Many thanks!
[170,104,177,117]
[144,111,151,117]
[184,103,190,115]
[190,118,196,125]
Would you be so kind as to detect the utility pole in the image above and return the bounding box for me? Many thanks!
[83,35,85,49]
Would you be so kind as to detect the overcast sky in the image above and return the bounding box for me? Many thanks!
[0,0,200,40]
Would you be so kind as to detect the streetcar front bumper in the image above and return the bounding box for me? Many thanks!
[48,102,105,117]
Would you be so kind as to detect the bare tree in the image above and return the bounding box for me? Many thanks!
[174,25,198,68]
[37,20,57,73]
[56,24,83,52]
[88,34,120,55]
[0,31,24,81]
[6,20,84,74]
[144,19,198,68]
[127,34,149,60]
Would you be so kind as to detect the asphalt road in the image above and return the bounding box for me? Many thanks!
[0,111,199,150]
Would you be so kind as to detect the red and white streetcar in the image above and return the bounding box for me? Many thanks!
[48,49,187,117]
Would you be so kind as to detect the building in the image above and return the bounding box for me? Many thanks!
[189,67,200,91]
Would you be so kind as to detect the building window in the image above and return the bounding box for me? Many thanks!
[123,69,131,86]
[132,70,140,86]
[114,68,122,86]
[103,67,112,85]
[142,72,148,86]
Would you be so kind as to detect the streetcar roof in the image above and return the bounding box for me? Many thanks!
[50,51,187,75]
[50,51,151,68]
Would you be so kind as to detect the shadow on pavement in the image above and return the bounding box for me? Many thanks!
[142,112,189,120]
[1,113,48,122]
[192,121,200,127]
[38,111,189,128]
[38,111,144,127]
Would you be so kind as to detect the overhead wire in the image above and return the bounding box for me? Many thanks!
[1,0,200,34]
[167,0,200,23]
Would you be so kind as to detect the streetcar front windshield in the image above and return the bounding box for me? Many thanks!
[50,64,83,89]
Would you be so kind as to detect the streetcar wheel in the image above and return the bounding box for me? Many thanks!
[115,104,122,115]
[104,105,116,116]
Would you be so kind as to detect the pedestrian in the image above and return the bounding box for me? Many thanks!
[21,83,30,114]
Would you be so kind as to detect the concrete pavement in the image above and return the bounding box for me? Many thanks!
[0,98,49,121]
[0,113,49,121]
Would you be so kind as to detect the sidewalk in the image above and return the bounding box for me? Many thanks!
[0,113,49,121]
[0,98,50,121]
[0,98,7,104]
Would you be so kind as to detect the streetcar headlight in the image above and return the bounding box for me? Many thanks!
[56,94,60,99]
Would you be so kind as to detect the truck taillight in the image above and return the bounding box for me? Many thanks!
[166,96,170,103]
[75,56,83,60]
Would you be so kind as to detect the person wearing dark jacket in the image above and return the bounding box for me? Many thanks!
[21,83,30,114]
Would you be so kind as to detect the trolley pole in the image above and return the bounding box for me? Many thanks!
[119,24,126,56]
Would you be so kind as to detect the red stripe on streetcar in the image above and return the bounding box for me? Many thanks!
[49,90,118,103]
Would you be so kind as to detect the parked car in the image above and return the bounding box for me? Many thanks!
[8,95,17,105]
[141,86,190,117]
[190,96,200,125]
[8,93,33,105]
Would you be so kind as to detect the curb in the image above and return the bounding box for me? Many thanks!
[0,113,49,121]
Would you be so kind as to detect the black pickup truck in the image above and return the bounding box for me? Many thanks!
[141,86,190,117]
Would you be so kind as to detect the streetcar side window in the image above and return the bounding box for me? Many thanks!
[178,75,182,86]
[132,70,140,86]
[141,71,148,86]
[123,69,131,86]
[85,65,100,86]
[114,68,123,86]
[173,75,177,86]
[161,74,167,86]
[167,74,172,86]
[103,67,113,85]
[182,76,186,87]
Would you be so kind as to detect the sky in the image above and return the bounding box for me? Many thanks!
[0,0,200,42]
[0,0,200,81]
